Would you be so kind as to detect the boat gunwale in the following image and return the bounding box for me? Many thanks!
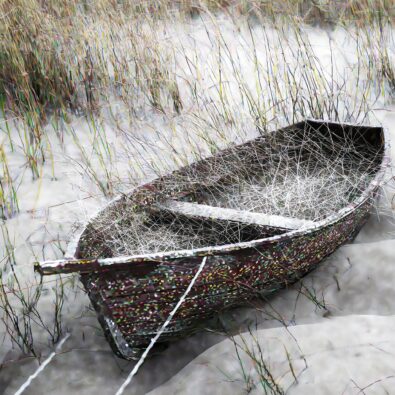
[44,118,389,273]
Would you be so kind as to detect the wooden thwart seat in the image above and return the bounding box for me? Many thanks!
[156,200,314,231]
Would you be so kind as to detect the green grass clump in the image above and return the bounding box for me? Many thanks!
[0,1,79,115]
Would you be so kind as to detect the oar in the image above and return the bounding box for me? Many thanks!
[35,256,161,276]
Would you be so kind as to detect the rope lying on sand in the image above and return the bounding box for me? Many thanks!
[14,333,71,395]
[115,256,208,395]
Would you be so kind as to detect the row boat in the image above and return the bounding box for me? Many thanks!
[36,119,387,359]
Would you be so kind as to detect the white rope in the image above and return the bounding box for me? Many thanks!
[115,256,208,395]
[15,333,71,395]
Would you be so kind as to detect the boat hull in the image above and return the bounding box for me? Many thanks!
[80,195,373,360]
[37,119,388,360]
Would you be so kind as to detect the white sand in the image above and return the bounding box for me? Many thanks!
[0,15,394,395]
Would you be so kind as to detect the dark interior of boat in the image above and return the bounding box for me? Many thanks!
[78,120,384,259]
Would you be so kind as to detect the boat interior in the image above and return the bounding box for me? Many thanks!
[78,120,384,259]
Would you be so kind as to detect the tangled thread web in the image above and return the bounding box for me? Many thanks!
[79,124,380,259]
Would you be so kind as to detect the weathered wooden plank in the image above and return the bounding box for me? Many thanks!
[157,200,314,230]
[36,201,314,276]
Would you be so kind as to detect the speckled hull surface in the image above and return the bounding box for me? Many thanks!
[36,119,388,360]
[80,197,372,359]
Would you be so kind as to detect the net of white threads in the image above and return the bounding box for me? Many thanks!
[115,256,208,395]
[82,127,377,259]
